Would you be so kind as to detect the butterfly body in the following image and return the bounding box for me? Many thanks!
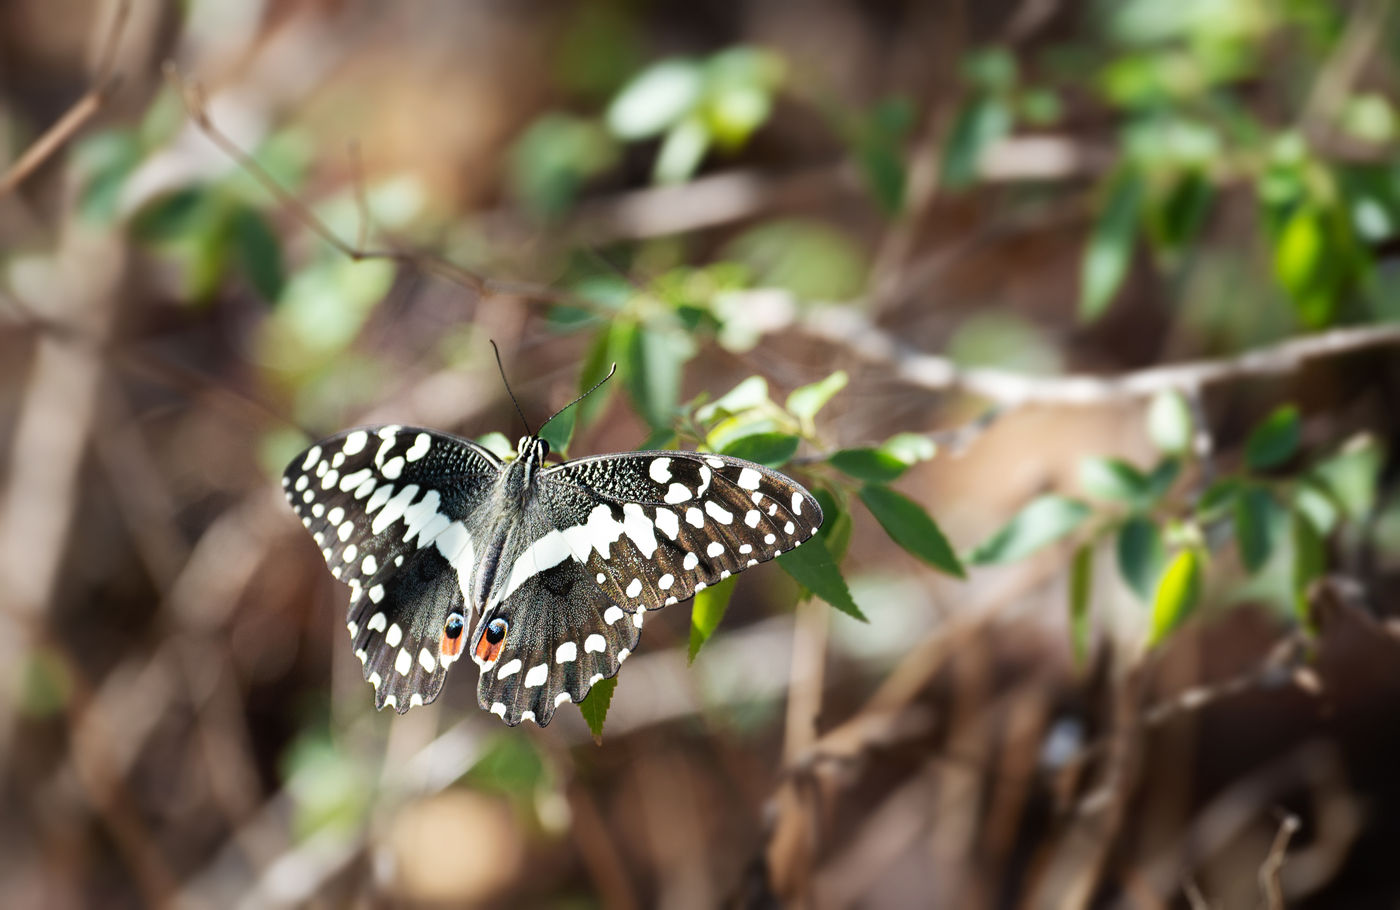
[284,425,822,726]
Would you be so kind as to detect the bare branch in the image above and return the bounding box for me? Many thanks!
[1259,811,1301,910]
[0,0,132,198]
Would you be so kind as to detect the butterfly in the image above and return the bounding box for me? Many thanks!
[282,422,823,726]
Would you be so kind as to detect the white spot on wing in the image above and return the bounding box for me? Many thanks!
[618,648,631,662]
[737,467,762,490]
[410,693,424,707]
[654,508,680,540]
[622,503,658,558]
[497,659,522,679]
[302,446,322,470]
[419,648,436,672]
[370,484,420,536]
[395,648,411,676]
[589,673,604,684]
[369,584,385,603]
[362,554,378,575]
[785,521,796,534]
[664,483,692,504]
[368,612,387,632]
[381,456,405,480]
[765,533,776,544]
[385,623,402,647]
[295,475,309,491]
[491,702,506,717]
[683,552,698,570]
[585,633,606,653]
[705,501,734,524]
[707,541,725,558]
[342,430,368,455]
[556,642,577,663]
[649,457,672,483]
[792,492,804,515]
[745,509,761,528]
[658,573,674,591]
[405,433,431,462]
[686,507,704,528]
[524,663,548,688]
[626,578,643,598]
[343,543,357,563]
[339,468,372,492]
[555,692,573,707]
[603,606,624,625]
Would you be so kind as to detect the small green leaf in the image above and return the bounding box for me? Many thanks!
[1245,404,1301,471]
[879,432,937,465]
[578,677,618,744]
[654,115,711,184]
[1310,433,1383,522]
[941,95,1012,190]
[1234,485,1277,574]
[859,484,964,577]
[968,495,1091,565]
[606,58,704,140]
[719,432,799,467]
[1116,515,1166,603]
[1147,389,1194,455]
[1069,544,1093,667]
[476,432,515,460]
[829,448,908,483]
[696,375,770,423]
[1291,509,1325,618]
[1149,548,1203,646]
[623,324,683,430]
[538,405,576,457]
[1079,456,1150,505]
[786,370,848,422]
[1196,477,1243,521]
[1080,167,1145,321]
[1294,479,1339,537]
[688,574,738,663]
[575,329,618,430]
[813,488,853,562]
[778,535,866,621]
[1144,457,1181,501]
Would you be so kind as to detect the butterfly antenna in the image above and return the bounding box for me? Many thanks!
[542,362,618,429]
[490,339,534,436]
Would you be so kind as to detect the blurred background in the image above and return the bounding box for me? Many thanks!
[4,0,1400,907]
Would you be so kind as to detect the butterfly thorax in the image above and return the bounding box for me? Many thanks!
[470,436,552,617]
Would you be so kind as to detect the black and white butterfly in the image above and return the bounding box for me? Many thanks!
[282,424,823,726]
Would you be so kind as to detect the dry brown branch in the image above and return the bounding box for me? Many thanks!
[0,0,132,198]
[777,298,1400,406]
[1259,812,1302,910]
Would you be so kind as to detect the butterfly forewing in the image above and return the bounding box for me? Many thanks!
[540,452,824,611]
[282,426,501,712]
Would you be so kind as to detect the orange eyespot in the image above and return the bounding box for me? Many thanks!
[473,617,508,664]
[439,612,466,660]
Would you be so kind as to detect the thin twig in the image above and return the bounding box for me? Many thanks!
[778,298,1400,406]
[163,63,491,295]
[1258,811,1301,910]
[0,0,132,197]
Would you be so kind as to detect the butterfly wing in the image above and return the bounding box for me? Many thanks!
[467,451,822,726]
[541,451,823,611]
[282,425,502,712]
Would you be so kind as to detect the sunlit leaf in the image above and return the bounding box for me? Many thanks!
[1080,168,1145,321]
[786,370,848,422]
[688,574,738,663]
[477,432,515,460]
[1149,548,1202,646]
[1079,456,1150,505]
[696,375,770,424]
[829,448,908,483]
[1291,508,1325,619]
[1245,404,1301,471]
[778,534,866,621]
[1116,514,1166,603]
[578,677,618,744]
[860,484,965,577]
[719,432,799,467]
[654,115,711,184]
[606,58,704,140]
[1147,389,1194,455]
[1310,433,1383,522]
[968,495,1091,565]
[880,432,937,466]
[623,324,683,430]
[1070,544,1093,667]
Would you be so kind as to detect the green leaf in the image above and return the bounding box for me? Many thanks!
[623,324,683,430]
[230,206,285,302]
[719,432,799,467]
[1294,479,1339,537]
[1078,456,1150,505]
[578,677,618,744]
[777,535,866,621]
[1234,485,1276,574]
[1144,457,1182,502]
[575,328,618,430]
[859,484,965,578]
[1310,433,1383,522]
[1149,548,1202,646]
[1080,168,1145,321]
[1245,404,1301,471]
[476,432,514,460]
[688,574,738,663]
[606,58,704,140]
[813,487,853,561]
[1196,477,1243,521]
[829,448,908,483]
[968,495,1091,565]
[1147,389,1194,455]
[1116,514,1166,603]
[1291,509,1325,618]
[1069,544,1093,667]
[696,375,770,423]
[654,115,711,184]
[852,96,914,213]
[786,370,848,422]
[538,404,576,457]
[941,95,1012,190]
[879,432,937,466]
[1145,169,1215,260]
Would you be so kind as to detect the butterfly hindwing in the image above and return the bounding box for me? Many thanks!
[540,451,823,611]
[473,555,641,726]
[283,425,502,711]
